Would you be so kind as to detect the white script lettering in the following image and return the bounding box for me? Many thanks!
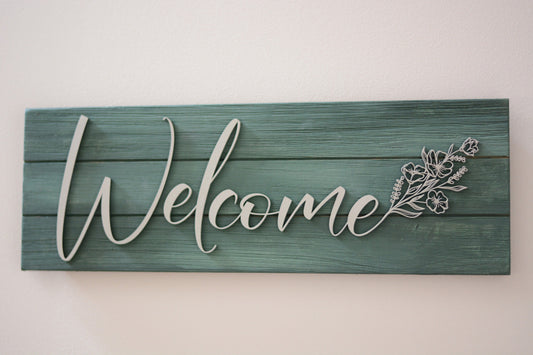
[57,116,388,261]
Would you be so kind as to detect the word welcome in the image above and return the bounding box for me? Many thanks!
[57,116,384,261]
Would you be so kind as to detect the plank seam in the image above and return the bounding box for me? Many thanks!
[23,156,510,163]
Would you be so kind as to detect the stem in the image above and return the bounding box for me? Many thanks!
[449,149,461,156]
[393,174,430,209]
[433,181,451,190]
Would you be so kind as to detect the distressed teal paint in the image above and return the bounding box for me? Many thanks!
[25,100,509,161]
[22,216,509,274]
[22,99,510,274]
[24,159,509,216]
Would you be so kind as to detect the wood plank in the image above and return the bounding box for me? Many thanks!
[21,215,510,274]
[24,100,509,161]
[23,158,509,216]
[22,100,510,274]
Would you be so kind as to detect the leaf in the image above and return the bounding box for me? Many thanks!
[421,147,428,164]
[407,186,419,194]
[448,144,454,155]
[407,201,425,211]
[391,208,423,219]
[410,194,423,203]
[439,185,468,192]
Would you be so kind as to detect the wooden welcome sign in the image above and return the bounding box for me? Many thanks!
[22,100,510,274]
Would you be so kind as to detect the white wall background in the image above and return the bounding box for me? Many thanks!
[1,1,532,354]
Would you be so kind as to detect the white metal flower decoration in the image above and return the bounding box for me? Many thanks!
[387,137,479,218]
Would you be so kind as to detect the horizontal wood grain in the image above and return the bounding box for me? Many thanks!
[21,215,510,274]
[25,100,509,161]
[23,158,509,216]
[22,100,510,273]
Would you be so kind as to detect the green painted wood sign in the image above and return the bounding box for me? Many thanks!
[22,100,510,274]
